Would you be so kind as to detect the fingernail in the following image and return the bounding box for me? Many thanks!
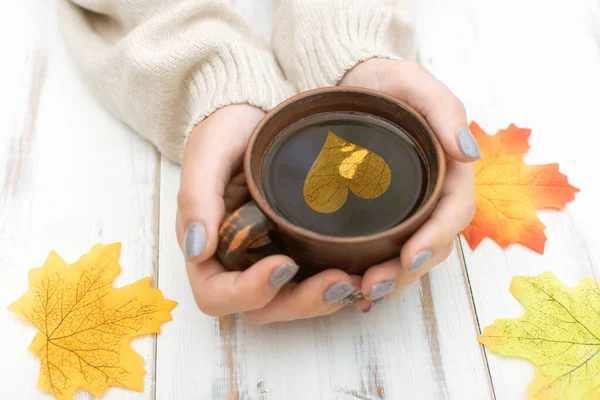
[367,281,396,300]
[184,222,206,259]
[456,127,481,159]
[324,282,361,304]
[410,250,432,272]
[269,263,299,289]
[372,297,387,308]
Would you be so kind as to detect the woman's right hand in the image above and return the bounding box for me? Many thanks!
[177,105,366,325]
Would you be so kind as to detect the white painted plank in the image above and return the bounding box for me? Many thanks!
[156,1,492,399]
[156,160,493,400]
[0,1,159,399]
[155,160,231,400]
[239,250,492,400]
[418,0,600,398]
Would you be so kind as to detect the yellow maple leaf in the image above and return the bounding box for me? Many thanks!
[478,272,600,400]
[303,130,392,213]
[8,243,177,400]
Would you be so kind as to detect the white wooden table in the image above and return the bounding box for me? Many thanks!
[1,1,599,399]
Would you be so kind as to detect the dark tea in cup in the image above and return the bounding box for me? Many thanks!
[261,112,426,237]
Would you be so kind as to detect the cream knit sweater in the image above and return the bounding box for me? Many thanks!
[59,0,415,164]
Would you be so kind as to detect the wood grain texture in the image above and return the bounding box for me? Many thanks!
[1,49,46,204]
[0,1,159,399]
[418,0,600,398]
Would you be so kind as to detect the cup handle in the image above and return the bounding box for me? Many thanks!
[217,201,275,271]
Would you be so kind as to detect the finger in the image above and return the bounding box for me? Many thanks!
[242,270,362,325]
[376,60,481,161]
[187,254,300,317]
[177,106,265,262]
[399,161,474,273]
[361,241,454,301]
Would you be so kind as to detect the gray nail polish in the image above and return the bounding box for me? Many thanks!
[269,263,299,289]
[324,282,360,304]
[457,127,481,159]
[410,250,432,272]
[373,297,386,306]
[184,222,206,259]
[371,297,387,309]
[368,281,396,300]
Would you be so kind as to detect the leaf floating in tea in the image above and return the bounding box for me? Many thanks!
[478,272,600,400]
[8,243,177,400]
[303,130,391,213]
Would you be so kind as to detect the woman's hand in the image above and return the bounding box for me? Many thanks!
[176,105,365,325]
[339,59,478,303]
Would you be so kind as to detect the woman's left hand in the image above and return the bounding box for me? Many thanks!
[339,58,479,304]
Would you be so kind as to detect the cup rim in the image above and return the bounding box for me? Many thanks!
[244,86,446,244]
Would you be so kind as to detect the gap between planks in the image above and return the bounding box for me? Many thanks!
[456,235,497,400]
[152,152,163,400]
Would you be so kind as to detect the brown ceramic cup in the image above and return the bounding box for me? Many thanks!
[217,87,446,278]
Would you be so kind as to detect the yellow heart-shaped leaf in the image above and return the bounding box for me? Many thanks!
[303,130,392,213]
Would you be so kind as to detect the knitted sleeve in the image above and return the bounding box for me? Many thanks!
[58,0,295,164]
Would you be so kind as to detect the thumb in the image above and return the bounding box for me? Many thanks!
[176,105,264,263]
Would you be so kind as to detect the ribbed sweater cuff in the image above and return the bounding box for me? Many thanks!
[185,42,296,149]
[273,0,416,92]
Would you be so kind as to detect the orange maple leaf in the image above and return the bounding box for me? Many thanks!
[462,122,579,253]
[8,243,177,400]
